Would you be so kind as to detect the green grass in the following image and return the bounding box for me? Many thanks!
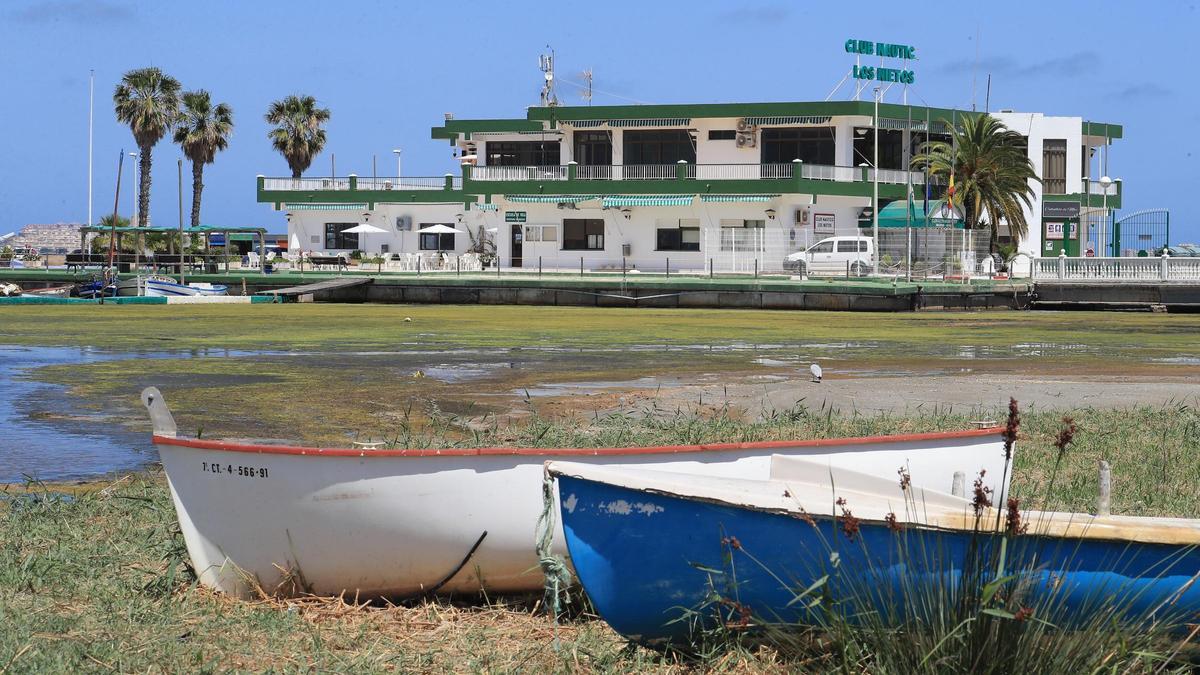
[3,405,1200,672]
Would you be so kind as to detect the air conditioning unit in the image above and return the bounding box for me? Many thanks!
[795,208,809,225]
[395,216,412,231]
[735,132,756,148]
[621,243,632,257]
[736,118,752,132]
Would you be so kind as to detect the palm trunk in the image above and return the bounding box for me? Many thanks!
[190,160,204,228]
[137,145,153,261]
[291,165,301,180]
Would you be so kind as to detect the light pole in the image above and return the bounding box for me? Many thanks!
[127,151,139,226]
[872,87,880,275]
[1099,175,1112,256]
[393,148,402,179]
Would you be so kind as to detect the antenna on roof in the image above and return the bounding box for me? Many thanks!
[538,46,559,107]
[580,68,593,105]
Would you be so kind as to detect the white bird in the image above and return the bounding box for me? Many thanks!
[403,317,413,322]
[810,364,823,383]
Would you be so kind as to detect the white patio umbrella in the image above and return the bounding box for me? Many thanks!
[343,223,388,253]
[417,224,466,253]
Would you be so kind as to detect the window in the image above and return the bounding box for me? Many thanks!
[851,129,905,170]
[719,219,765,251]
[541,226,558,241]
[485,140,560,166]
[656,219,700,251]
[761,127,836,165]
[836,240,865,253]
[524,225,541,242]
[810,241,835,253]
[623,130,695,165]
[573,131,612,166]
[324,223,359,250]
[562,219,604,250]
[708,130,737,141]
[1043,139,1067,194]
[419,232,455,250]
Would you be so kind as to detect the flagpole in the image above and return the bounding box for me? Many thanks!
[905,104,912,281]
[872,86,880,275]
[88,69,94,229]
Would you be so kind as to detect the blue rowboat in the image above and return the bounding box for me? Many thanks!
[548,459,1200,646]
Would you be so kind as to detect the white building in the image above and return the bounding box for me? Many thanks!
[259,100,1121,273]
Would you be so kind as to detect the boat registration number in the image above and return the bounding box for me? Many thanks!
[201,461,269,478]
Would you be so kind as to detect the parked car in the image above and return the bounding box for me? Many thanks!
[783,236,874,276]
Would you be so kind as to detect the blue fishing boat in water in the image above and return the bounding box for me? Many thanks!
[548,458,1200,646]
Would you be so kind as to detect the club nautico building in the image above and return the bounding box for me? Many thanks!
[257,48,1124,275]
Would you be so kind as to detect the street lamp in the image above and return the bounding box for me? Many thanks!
[872,87,880,275]
[127,151,139,226]
[392,148,402,178]
[1099,175,1113,256]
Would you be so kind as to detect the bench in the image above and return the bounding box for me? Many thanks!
[151,254,201,273]
[66,253,106,271]
[307,255,348,271]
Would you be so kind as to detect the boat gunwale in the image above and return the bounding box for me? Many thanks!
[151,426,1003,458]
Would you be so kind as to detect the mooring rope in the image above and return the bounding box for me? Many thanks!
[536,465,573,650]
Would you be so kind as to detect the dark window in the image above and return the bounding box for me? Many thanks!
[623,130,695,165]
[761,127,836,165]
[850,129,906,170]
[419,232,456,250]
[810,240,834,253]
[656,226,700,251]
[485,140,560,166]
[573,131,612,166]
[708,130,737,140]
[1043,139,1067,195]
[562,219,605,250]
[324,223,359,250]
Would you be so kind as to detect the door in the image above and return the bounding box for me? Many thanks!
[807,239,836,272]
[511,224,523,268]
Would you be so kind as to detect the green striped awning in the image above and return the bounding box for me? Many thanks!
[879,119,958,135]
[505,195,594,204]
[562,120,606,128]
[602,195,694,208]
[700,194,779,203]
[607,118,691,128]
[472,202,499,211]
[741,116,832,126]
[285,203,367,211]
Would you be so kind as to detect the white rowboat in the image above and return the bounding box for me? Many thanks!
[117,276,228,297]
[141,387,1012,599]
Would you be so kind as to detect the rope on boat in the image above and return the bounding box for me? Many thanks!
[536,465,573,650]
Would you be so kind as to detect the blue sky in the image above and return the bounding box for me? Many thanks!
[1,0,1196,241]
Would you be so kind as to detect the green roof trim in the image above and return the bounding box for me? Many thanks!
[527,101,972,126]
[430,118,546,140]
[1082,121,1123,140]
[700,194,779,203]
[285,203,368,211]
[602,195,694,207]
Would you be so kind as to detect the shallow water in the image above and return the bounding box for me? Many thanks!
[0,346,155,483]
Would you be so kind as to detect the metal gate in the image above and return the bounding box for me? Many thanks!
[1090,209,1170,257]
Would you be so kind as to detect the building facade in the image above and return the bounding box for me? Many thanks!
[258,100,1122,273]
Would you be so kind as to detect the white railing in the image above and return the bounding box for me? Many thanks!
[262,177,351,191]
[354,177,447,191]
[871,168,925,185]
[1088,180,1119,196]
[470,165,567,181]
[1033,254,1200,281]
[692,163,794,180]
[621,164,687,180]
[576,165,614,180]
[801,164,861,182]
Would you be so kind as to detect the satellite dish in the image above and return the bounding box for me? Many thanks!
[810,364,822,383]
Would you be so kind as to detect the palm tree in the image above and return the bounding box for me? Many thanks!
[265,95,330,179]
[113,67,182,229]
[912,114,1038,253]
[174,90,233,227]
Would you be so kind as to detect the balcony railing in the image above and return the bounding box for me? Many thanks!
[262,177,351,191]
[470,165,567,181]
[801,164,861,182]
[260,175,460,192]
[1033,254,1200,282]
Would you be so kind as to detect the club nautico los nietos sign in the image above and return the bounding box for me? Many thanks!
[845,39,917,84]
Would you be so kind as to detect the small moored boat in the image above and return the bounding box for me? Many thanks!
[547,459,1200,645]
[118,275,228,297]
[141,387,1013,599]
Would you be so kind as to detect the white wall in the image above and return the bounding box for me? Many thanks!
[287,203,474,255]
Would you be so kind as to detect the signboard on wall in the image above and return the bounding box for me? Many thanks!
[1042,201,1080,219]
[813,213,836,233]
[1044,222,1078,240]
[505,211,527,223]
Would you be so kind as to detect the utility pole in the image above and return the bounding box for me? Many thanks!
[88,70,94,228]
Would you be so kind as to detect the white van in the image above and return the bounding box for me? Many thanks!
[783,236,874,277]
